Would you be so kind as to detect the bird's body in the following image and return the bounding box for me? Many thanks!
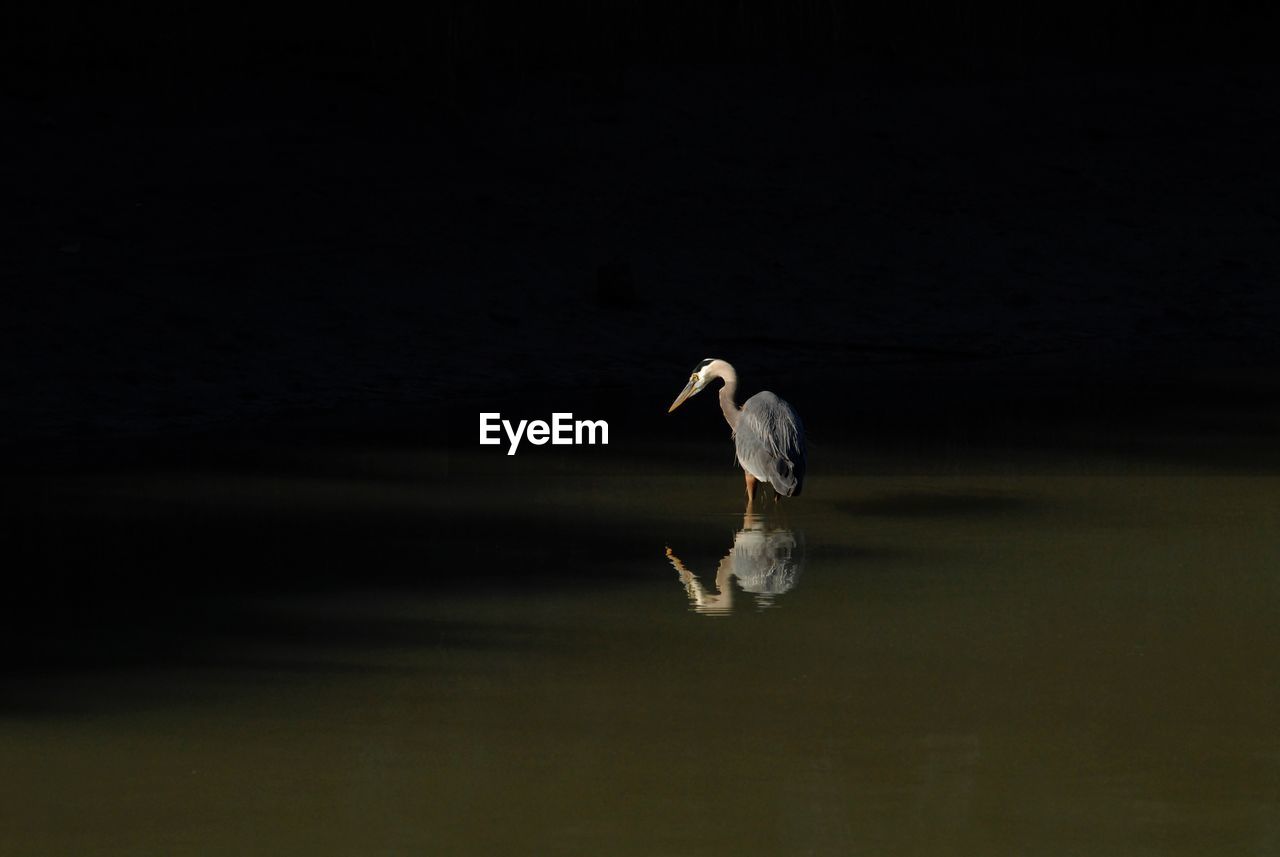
[735,391,806,497]
[668,358,806,504]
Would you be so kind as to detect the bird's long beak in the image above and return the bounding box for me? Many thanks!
[668,379,698,413]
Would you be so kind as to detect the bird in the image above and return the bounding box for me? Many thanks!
[667,358,806,505]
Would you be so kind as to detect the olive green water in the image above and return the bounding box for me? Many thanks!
[2,449,1279,855]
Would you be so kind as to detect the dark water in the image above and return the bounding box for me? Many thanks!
[2,448,1279,855]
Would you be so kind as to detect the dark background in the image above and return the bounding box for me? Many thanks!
[2,4,1280,662]
[4,2,1280,467]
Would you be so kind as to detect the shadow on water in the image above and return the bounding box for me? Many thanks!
[836,491,1046,519]
[6,608,544,677]
[0,603,549,718]
[0,472,682,715]
[664,510,805,614]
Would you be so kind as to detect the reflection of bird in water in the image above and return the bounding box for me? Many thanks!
[668,358,806,506]
[665,512,804,614]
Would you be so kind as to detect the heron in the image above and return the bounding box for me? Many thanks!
[667,358,806,505]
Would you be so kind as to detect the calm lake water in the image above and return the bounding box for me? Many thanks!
[2,446,1279,855]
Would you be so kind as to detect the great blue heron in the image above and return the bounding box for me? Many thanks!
[667,358,806,504]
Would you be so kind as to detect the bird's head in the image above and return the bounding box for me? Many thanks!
[668,358,719,413]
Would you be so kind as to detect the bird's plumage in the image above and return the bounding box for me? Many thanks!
[735,391,806,497]
[668,358,807,501]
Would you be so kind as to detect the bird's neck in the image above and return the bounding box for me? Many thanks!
[714,365,740,430]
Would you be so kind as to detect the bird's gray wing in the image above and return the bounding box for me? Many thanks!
[735,392,806,497]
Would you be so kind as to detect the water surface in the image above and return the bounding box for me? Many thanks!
[2,450,1278,855]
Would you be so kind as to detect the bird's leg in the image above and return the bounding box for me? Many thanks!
[744,472,757,507]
